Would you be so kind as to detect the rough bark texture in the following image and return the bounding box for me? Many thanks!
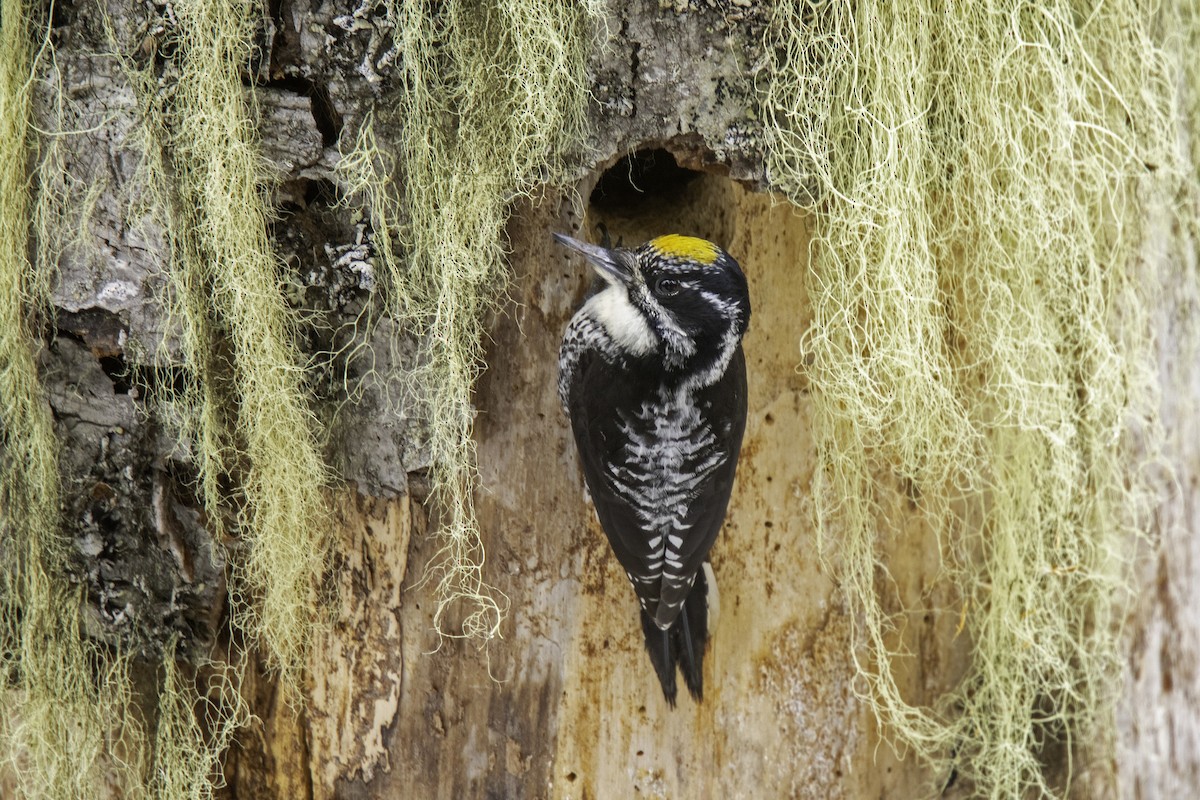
[19,0,1199,798]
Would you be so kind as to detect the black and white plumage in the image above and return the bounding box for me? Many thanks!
[555,231,750,705]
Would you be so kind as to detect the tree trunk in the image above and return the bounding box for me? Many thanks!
[5,0,1198,798]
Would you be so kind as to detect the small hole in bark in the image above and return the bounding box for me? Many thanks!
[99,355,132,395]
[303,177,340,207]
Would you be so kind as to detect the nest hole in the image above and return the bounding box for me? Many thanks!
[586,147,736,249]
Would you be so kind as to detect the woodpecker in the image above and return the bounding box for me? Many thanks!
[555,231,750,705]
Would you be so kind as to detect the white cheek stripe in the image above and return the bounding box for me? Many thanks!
[584,286,658,356]
[637,287,695,365]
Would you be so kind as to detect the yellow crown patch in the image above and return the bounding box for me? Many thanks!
[648,234,720,265]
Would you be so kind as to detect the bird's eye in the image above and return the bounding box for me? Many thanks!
[654,277,681,297]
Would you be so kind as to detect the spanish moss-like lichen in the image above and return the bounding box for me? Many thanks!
[1,3,137,796]
[339,0,601,640]
[148,639,249,800]
[3,4,257,797]
[135,0,334,688]
[763,2,1194,796]
[2,0,601,792]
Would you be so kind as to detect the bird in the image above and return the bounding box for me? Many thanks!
[554,230,750,705]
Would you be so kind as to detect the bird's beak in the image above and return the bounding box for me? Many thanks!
[553,233,633,287]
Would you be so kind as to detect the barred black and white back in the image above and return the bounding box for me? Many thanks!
[555,232,750,705]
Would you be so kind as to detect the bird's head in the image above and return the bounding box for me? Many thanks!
[555,232,750,381]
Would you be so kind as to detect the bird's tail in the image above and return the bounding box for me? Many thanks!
[639,567,709,706]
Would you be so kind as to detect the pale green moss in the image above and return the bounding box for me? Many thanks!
[1,3,140,796]
[149,639,249,800]
[5,0,601,795]
[763,2,1195,796]
[132,0,334,689]
[340,0,601,640]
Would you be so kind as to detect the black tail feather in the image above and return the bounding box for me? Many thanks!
[639,569,709,706]
[640,612,677,706]
[678,567,709,700]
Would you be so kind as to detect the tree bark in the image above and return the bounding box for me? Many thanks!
[16,0,1200,798]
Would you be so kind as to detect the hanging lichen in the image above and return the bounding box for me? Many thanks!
[5,0,602,791]
[148,638,249,800]
[339,0,601,639]
[0,3,143,796]
[1,2,255,797]
[131,0,334,688]
[762,1,1195,796]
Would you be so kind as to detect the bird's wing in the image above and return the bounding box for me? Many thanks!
[566,347,748,626]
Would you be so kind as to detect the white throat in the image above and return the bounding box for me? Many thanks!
[583,284,657,357]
